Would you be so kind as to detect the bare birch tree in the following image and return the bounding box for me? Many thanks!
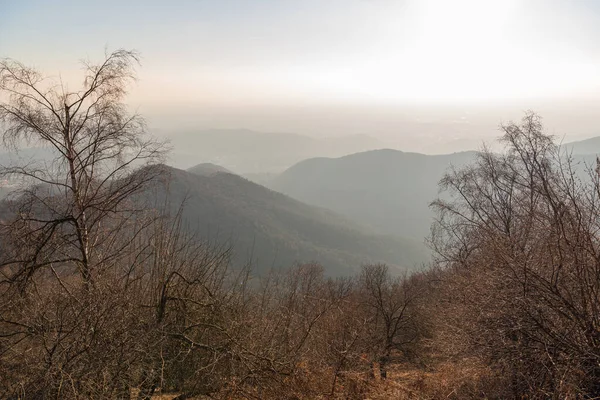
[0,49,166,287]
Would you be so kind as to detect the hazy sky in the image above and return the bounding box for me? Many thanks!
[1,0,600,151]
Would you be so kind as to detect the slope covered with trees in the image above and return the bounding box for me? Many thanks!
[156,166,429,275]
[271,137,600,244]
[271,149,476,241]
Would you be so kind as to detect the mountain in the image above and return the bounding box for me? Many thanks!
[187,163,232,176]
[563,136,600,155]
[0,147,56,166]
[163,129,385,173]
[269,149,477,242]
[0,147,58,199]
[153,166,429,276]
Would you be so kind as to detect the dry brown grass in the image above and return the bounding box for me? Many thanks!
[358,359,498,400]
[126,357,499,400]
[141,360,496,400]
[129,389,183,400]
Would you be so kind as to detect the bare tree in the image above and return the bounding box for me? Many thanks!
[359,264,421,379]
[0,49,172,399]
[0,49,166,287]
[430,112,600,398]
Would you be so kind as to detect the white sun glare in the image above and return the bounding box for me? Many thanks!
[312,0,600,104]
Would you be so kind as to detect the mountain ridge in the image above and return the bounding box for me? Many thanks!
[269,149,478,241]
[153,165,429,275]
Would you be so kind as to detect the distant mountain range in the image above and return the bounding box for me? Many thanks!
[151,165,429,275]
[269,149,476,241]
[164,128,600,176]
[563,136,600,155]
[268,138,600,242]
[1,132,598,274]
[163,129,386,173]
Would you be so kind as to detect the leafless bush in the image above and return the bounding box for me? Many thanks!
[430,112,600,398]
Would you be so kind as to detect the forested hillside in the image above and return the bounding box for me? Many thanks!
[154,166,429,275]
[271,149,476,240]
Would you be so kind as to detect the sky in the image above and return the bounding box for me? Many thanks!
[1,0,600,152]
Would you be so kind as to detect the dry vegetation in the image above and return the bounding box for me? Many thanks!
[1,50,600,399]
